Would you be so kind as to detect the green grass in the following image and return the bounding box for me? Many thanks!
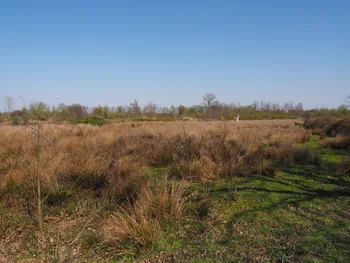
[140,137,350,262]
[306,135,348,163]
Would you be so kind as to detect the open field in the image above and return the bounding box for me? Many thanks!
[0,119,349,262]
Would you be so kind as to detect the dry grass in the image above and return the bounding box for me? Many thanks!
[0,119,314,259]
[321,135,350,149]
[0,120,311,204]
[103,177,186,254]
[0,119,309,189]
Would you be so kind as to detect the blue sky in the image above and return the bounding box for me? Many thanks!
[1,0,349,110]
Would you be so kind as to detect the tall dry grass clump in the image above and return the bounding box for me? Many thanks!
[102,177,186,254]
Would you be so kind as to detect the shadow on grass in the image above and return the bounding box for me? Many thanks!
[215,163,350,262]
[220,164,350,236]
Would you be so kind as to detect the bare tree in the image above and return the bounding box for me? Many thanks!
[202,93,217,111]
[4,95,15,115]
[130,99,141,115]
[346,95,350,108]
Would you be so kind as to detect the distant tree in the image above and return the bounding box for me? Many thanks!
[130,99,141,115]
[56,103,69,120]
[169,105,177,116]
[251,100,259,111]
[93,105,104,117]
[178,105,187,116]
[67,104,88,118]
[11,110,23,117]
[116,106,124,114]
[188,105,205,114]
[337,105,348,116]
[103,106,110,118]
[29,102,50,120]
[202,93,217,111]
[260,100,266,111]
[346,95,350,108]
[143,102,157,115]
[272,103,280,111]
[4,95,15,115]
[295,102,303,111]
[208,104,225,118]
[160,106,171,115]
[283,102,294,112]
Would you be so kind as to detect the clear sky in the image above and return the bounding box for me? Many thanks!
[1,0,349,110]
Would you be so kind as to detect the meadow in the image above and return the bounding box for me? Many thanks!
[0,119,349,262]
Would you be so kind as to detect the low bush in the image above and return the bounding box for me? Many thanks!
[321,135,350,149]
[287,147,321,166]
[70,117,107,126]
[304,117,337,131]
[324,118,350,137]
[304,117,350,138]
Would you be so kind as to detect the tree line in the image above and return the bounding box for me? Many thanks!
[2,94,350,123]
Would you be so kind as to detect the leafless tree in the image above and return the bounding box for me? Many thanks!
[4,95,15,114]
[130,99,141,115]
[346,95,350,108]
[202,93,217,111]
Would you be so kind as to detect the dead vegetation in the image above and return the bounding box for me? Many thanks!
[0,120,317,260]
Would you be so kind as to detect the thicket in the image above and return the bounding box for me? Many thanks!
[305,117,350,149]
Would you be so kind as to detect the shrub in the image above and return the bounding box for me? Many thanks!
[324,118,350,137]
[287,147,321,166]
[320,135,350,149]
[176,157,216,181]
[147,139,174,167]
[172,134,201,162]
[210,139,246,178]
[102,156,146,205]
[304,117,350,138]
[70,117,107,126]
[304,117,337,130]
[265,146,289,161]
